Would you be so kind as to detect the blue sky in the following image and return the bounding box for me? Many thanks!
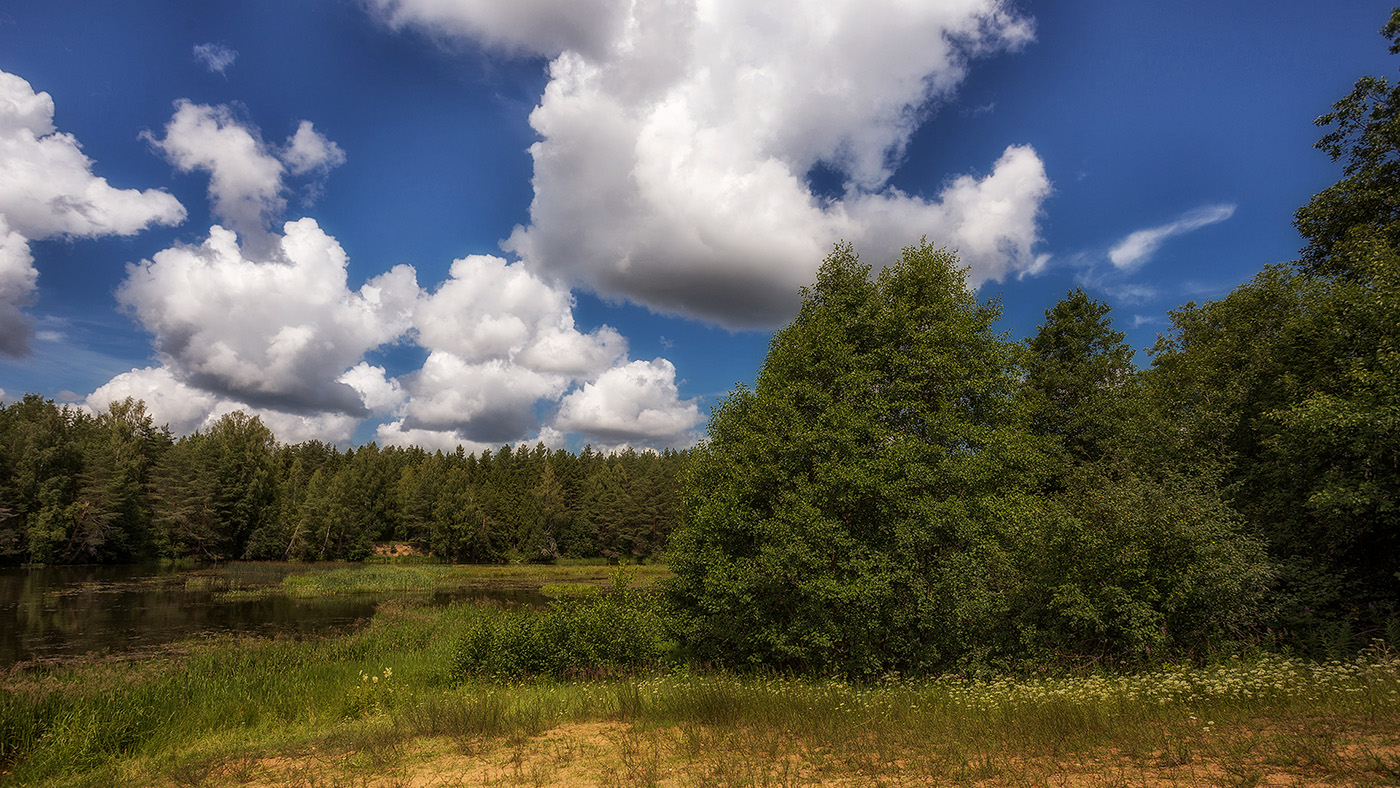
[0,0,1393,451]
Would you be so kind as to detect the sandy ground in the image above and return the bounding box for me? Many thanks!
[181,719,1400,788]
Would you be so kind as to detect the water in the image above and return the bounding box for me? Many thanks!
[0,563,543,669]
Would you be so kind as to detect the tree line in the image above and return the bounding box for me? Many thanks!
[0,398,685,565]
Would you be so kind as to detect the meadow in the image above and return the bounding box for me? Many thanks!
[2,564,1399,787]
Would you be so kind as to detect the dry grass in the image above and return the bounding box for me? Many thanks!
[142,715,1400,788]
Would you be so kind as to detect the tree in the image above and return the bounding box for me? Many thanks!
[1023,289,1137,470]
[70,399,170,562]
[181,412,274,559]
[1294,9,1400,276]
[667,241,1047,675]
[1142,12,1400,639]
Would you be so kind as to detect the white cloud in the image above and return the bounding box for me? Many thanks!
[146,101,285,246]
[0,217,36,357]
[1108,203,1236,270]
[282,121,346,175]
[338,362,406,415]
[839,144,1051,286]
[398,352,568,440]
[0,69,186,356]
[0,71,186,240]
[553,358,701,448]
[370,0,630,58]
[400,253,627,442]
[384,0,1045,327]
[117,219,419,415]
[374,419,508,456]
[87,366,361,444]
[145,102,346,250]
[193,43,238,74]
[414,254,625,374]
[88,89,700,451]
[100,230,697,450]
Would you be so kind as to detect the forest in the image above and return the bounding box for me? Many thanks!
[0,401,685,566]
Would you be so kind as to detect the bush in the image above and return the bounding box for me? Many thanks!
[451,571,675,679]
[1011,466,1272,664]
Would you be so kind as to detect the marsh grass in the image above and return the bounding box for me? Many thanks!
[214,562,673,602]
[3,596,1399,787]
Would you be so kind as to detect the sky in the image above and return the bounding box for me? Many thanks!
[0,0,1394,453]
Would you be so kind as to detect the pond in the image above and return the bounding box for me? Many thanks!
[0,562,545,670]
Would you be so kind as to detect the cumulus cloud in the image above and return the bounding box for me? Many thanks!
[88,366,362,444]
[0,69,186,355]
[397,253,627,443]
[373,419,506,456]
[380,0,1047,326]
[553,358,701,448]
[370,0,630,58]
[101,236,698,450]
[145,102,345,250]
[0,217,36,356]
[117,219,419,415]
[282,121,346,175]
[193,43,238,74]
[0,71,186,240]
[145,101,285,246]
[839,144,1050,285]
[1108,203,1236,271]
[90,90,699,451]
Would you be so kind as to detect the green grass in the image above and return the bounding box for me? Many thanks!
[213,561,673,601]
[5,564,1399,787]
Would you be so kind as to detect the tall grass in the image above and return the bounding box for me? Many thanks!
[3,586,1398,786]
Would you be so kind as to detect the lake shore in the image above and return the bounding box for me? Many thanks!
[3,587,1399,787]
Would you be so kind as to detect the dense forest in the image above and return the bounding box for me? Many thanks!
[0,400,685,565]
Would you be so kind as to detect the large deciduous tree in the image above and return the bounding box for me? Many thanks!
[667,241,1047,676]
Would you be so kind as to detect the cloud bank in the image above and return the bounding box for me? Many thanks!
[1108,203,1236,270]
[0,69,185,356]
[91,99,700,450]
[380,0,1050,327]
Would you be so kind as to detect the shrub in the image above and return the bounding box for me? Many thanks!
[451,571,675,679]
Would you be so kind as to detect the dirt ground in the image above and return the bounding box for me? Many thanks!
[184,719,1400,788]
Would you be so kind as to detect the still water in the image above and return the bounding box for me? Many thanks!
[0,563,541,669]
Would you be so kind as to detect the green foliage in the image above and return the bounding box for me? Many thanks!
[1141,13,1400,643]
[1018,290,1271,662]
[1014,467,1271,663]
[452,571,675,679]
[1145,223,1400,636]
[1022,289,1137,470]
[1294,9,1400,276]
[0,396,686,565]
[668,241,1049,676]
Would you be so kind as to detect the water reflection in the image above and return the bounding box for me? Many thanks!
[0,564,543,669]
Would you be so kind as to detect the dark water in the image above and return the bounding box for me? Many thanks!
[0,563,543,669]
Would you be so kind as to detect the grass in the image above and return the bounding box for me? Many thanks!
[2,586,1399,788]
[211,561,674,601]
[6,564,1400,786]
